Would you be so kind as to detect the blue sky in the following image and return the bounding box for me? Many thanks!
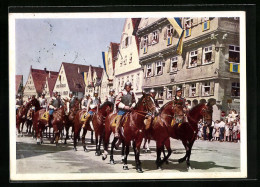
[15,18,125,84]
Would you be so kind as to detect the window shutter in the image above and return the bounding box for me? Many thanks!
[164,28,167,40]
[140,38,144,49]
[210,81,215,95]
[195,82,200,96]
[185,51,190,68]
[197,48,203,65]
[172,85,176,96]
[177,56,182,70]
[151,63,155,76]
[185,84,189,97]
[166,59,171,73]
[211,45,216,63]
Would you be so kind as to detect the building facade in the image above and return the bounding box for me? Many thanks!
[137,17,240,120]
[42,72,58,100]
[15,75,23,96]
[113,18,143,98]
[100,42,119,102]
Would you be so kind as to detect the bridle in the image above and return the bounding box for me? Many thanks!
[134,95,156,117]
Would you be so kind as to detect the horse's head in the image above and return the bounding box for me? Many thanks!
[188,102,213,125]
[135,92,156,114]
[99,101,114,116]
[29,98,40,111]
[62,98,69,115]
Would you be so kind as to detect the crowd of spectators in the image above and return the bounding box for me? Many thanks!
[197,109,240,143]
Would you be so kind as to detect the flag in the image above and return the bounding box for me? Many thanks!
[230,63,240,73]
[167,18,184,55]
[102,51,108,76]
[81,72,88,85]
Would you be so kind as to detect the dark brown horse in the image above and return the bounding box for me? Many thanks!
[16,101,33,135]
[92,101,114,156]
[102,93,156,173]
[63,98,81,144]
[25,108,34,134]
[151,102,213,169]
[33,99,68,145]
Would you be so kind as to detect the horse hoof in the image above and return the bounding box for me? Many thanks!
[110,160,115,165]
[136,168,143,173]
[37,142,41,145]
[84,148,88,152]
[91,140,94,144]
[95,152,100,156]
[165,160,169,165]
[157,166,163,170]
[123,165,129,170]
[188,166,192,171]
[102,155,107,160]
[64,142,67,145]
[74,148,77,151]
[178,158,185,163]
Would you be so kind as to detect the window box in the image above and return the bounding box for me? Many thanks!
[202,20,210,31]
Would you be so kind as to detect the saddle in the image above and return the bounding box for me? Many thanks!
[112,113,129,127]
[41,111,49,121]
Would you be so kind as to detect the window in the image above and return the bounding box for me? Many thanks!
[156,61,163,75]
[185,17,193,29]
[231,82,240,97]
[171,57,178,73]
[125,37,129,47]
[124,55,127,65]
[129,53,132,63]
[202,82,210,96]
[202,17,210,31]
[167,88,172,100]
[146,64,152,77]
[189,50,198,67]
[229,45,240,63]
[189,83,196,97]
[131,75,134,89]
[63,91,68,95]
[152,31,159,44]
[203,46,213,64]
[166,25,174,45]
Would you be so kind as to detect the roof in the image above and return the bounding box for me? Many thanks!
[62,62,91,92]
[15,75,23,94]
[47,74,58,97]
[31,68,58,95]
[94,66,104,79]
[110,42,120,70]
[131,18,141,54]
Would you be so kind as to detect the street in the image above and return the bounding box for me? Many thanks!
[16,129,240,174]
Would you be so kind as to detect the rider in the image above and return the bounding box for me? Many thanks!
[16,94,23,114]
[68,91,77,108]
[82,90,101,128]
[114,81,136,138]
[81,94,90,110]
[48,92,62,127]
[105,88,116,103]
[144,89,160,130]
[173,87,187,124]
[39,93,47,110]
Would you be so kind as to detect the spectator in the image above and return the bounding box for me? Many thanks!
[219,119,225,142]
[215,126,220,141]
[203,122,207,140]
[213,120,220,141]
[232,120,238,143]
[224,122,230,142]
[229,123,233,142]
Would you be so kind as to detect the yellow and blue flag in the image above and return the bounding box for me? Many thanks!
[167,18,184,55]
[102,51,108,76]
[230,63,240,73]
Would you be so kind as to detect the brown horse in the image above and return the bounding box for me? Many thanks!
[151,102,213,169]
[63,98,81,144]
[102,93,156,173]
[92,101,114,156]
[25,108,34,134]
[16,101,33,135]
[33,99,68,145]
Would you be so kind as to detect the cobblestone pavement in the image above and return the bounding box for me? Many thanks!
[16,130,240,174]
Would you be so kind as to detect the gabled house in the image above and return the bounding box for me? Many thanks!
[53,62,89,99]
[42,72,59,99]
[23,66,58,101]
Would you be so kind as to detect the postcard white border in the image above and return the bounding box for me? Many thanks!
[9,11,247,181]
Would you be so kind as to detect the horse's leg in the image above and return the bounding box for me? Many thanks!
[178,140,189,163]
[135,135,144,173]
[156,141,163,169]
[121,139,125,163]
[64,126,69,144]
[161,138,172,166]
[82,127,88,151]
[73,128,80,151]
[143,138,147,150]
[91,130,94,144]
[102,128,111,161]
[109,137,118,164]
[186,140,195,170]
[95,133,99,156]
[122,143,130,170]
[98,133,103,155]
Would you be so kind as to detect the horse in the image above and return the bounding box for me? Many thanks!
[16,101,33,135]
[32,99,68,145]
[63,98,81,144]
[102,92,156,173]
[92,101,114,156]
[151,102,213,169]
[25,108,34,134]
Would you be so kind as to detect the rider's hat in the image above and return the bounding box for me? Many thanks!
[69,91,73,95]
[124,81,132,87]
[42,93,45,96]
[150,88,155,93]
[17,94,21,97]
[176,87,182,92]
[109,88,114,92]
[94,90,98,94]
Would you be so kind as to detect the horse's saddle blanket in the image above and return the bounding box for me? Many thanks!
[41,111,49,121]
[81,112,89,122]
[112,115,128,127]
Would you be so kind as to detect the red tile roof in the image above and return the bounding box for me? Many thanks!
[131,18,141,54]
[31,68,58,95]
[110,42,120,70]
[15,75,23,95]
[47,74,58,97]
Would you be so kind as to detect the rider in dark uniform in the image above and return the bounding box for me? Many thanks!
[48,92,62,126]
[16,94,23,114]
[81,94,90,110]
[105,88,116,104]
[114,81,136,138]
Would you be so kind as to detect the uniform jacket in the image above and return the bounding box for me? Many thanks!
[87,96,101,110]
[115,90,136,110]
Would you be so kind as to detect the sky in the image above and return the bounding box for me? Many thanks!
[15,18,125,84]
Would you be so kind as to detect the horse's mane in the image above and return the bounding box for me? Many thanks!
[133,95,144,109]
[159,100,173,113]
[100,101,114,109]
